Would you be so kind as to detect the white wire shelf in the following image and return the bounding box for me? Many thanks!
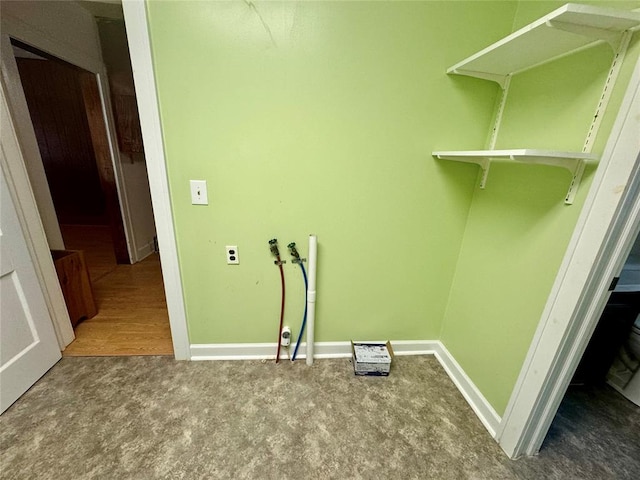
[432,149,599,204]
[447,3,640,88]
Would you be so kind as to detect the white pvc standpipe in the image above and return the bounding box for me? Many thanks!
[306,234,317,366]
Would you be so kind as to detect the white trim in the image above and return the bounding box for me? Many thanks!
[189,340,439,361]
[391,340,440,355]
[135,239,155,261]
[191,342,350,361]
[497,56,640,458]
[122,0,190,360]
[433,343,502,437]
[189,340,500,437]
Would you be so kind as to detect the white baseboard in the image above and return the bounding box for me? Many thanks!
[433,342,502,437]
[190,340,439,361]
[189,339,500,438]
[391,340,440,356]
[135,240,155,262]
[190,342,345,361]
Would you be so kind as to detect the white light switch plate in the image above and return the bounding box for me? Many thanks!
[190,180,208,205]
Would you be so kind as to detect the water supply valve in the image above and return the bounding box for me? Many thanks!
[269,238,280,256]
[269,238,286,265]
[287,242,306,264]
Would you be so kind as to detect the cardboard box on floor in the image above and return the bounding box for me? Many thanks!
[351,341,394,376]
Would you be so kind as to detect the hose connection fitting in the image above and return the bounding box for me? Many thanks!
[269,238,285,265]
[288,242,306,265]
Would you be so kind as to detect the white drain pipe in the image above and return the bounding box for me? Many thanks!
[306,234,317,366]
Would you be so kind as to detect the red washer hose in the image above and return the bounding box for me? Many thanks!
[275,255,285,363]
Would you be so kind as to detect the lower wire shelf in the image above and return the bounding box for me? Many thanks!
[432,149,599,205]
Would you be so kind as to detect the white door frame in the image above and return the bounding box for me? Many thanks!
[122,1,190,359]
[497,56,640,458]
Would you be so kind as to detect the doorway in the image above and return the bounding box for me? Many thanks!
[12,41,128,269]
[8,37,172,356]
[497,59,640,458]
[537,234,640,474]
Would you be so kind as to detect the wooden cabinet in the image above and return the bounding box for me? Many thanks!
[51,250,97,327]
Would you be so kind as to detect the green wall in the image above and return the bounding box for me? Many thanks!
[146,1,517,344]
[147,0,639,417]
[440,0,640,415]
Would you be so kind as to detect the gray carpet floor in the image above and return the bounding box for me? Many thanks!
[1,356,638,479]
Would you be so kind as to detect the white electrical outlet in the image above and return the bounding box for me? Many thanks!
[226,246,239,265]
[281,326,291,347]
[190,180,208,205]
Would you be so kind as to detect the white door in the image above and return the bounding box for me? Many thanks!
[0,156,61,413]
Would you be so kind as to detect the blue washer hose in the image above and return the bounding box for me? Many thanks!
[291,262,308,361]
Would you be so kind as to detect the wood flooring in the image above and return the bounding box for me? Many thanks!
[60,225,173,356]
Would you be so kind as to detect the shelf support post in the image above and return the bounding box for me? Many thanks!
[582,30,632,154]
[565,160,586,205]
[478,157,490,189]
[487,76,511,150]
